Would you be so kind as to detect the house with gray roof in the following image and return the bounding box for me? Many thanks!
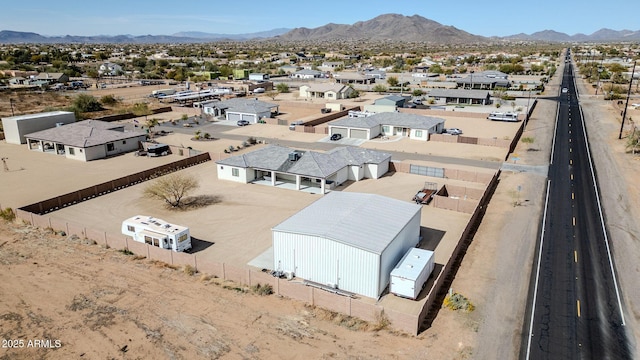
[291,69,324,79]
[216,144,391,194]
[328,112,445,141]
[456,70,510,90]
[427,89,492,105]
[202,98,279,123]
[334,72,375,85]
[24,120,147,161]
[35,72,69,84]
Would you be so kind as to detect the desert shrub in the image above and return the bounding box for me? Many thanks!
[443,292,475,312]
[521,137,535,144]
[100,94,118,106]
[0,207,15,221]
[72,94,103,112]
[183,264,197,276]
[118,248,134,256]
[251,283,273,296]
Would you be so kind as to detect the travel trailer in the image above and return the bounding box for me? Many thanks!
[487,111,519,122]
[121,215,192,252]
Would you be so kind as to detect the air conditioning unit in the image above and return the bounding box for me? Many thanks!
[288,152,300,161]
[327,283,337,289]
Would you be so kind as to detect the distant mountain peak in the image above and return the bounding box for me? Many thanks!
[276,13,486,43]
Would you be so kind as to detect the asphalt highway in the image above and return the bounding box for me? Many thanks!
[523,53,631,359]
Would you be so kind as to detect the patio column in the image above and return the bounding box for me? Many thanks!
[296,175,301,190]
[271,171,276,186]
[320,179,326,194]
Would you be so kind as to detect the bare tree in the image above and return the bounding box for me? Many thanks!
[144,173,199,208]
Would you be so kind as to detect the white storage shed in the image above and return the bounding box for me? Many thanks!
[272,192,422,299]
[2,111,75,144]
[390,248,435,300]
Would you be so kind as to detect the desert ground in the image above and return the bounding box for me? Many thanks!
[2,60,640,359]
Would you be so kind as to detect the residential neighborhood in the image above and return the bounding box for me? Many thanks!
[0,8,639,360]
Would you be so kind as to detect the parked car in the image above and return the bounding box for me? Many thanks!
[445,128,463,135]
[321,108,332,114]
[330,133,342,141]
[562,87,568,93]
[237,120,250,126]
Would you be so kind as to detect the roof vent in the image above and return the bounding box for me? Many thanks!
[288,152,301,162]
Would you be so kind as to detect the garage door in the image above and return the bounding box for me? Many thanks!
[350,129,368,139]
[241,113,255,122]
[330,127,348,137]
[227,112,241,121]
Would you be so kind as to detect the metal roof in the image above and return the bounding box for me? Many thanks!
[3,111,73,122]
[24,120,146,148]
[272,192,421,254]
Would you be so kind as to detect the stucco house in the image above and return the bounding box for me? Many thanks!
[216,144,391,194]
[328,112,445,141]
[202,98,279,123]
[291,69,324,79]
[98,62,123,76]
[426,89,492,105]
[334,72,375,85]
[34,72,69,84]
[299,83,354,100]
[24,120,147,161]
[456,70,510,90]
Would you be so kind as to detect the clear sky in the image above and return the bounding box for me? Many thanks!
[2,0,637,37]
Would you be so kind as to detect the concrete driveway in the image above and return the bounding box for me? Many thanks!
[317,136,366,146]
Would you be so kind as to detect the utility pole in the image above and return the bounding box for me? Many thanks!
[619,60,637,139]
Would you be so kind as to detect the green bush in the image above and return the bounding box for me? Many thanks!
[100,94,118,106]
[0,207,15,221]
[72,94,103,112]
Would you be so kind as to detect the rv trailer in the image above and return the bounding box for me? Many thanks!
[122,215,192,252]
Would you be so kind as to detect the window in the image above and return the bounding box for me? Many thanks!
[122,140,126,144]
[127,225,135,232]
[415,130,423,138]
[382,126,390,133]
[232,168,239,177]
[144,236,152,245]
[107,143,115,151]
[178,234,188,243]
[68,147,75,155]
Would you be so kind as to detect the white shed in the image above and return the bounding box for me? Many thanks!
[272,192,422,299]
[390,248,435,300]
[1,111,75,144]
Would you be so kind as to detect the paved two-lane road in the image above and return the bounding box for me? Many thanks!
[523,55,631,359]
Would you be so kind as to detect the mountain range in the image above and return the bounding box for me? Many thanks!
[1,14,638,44]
